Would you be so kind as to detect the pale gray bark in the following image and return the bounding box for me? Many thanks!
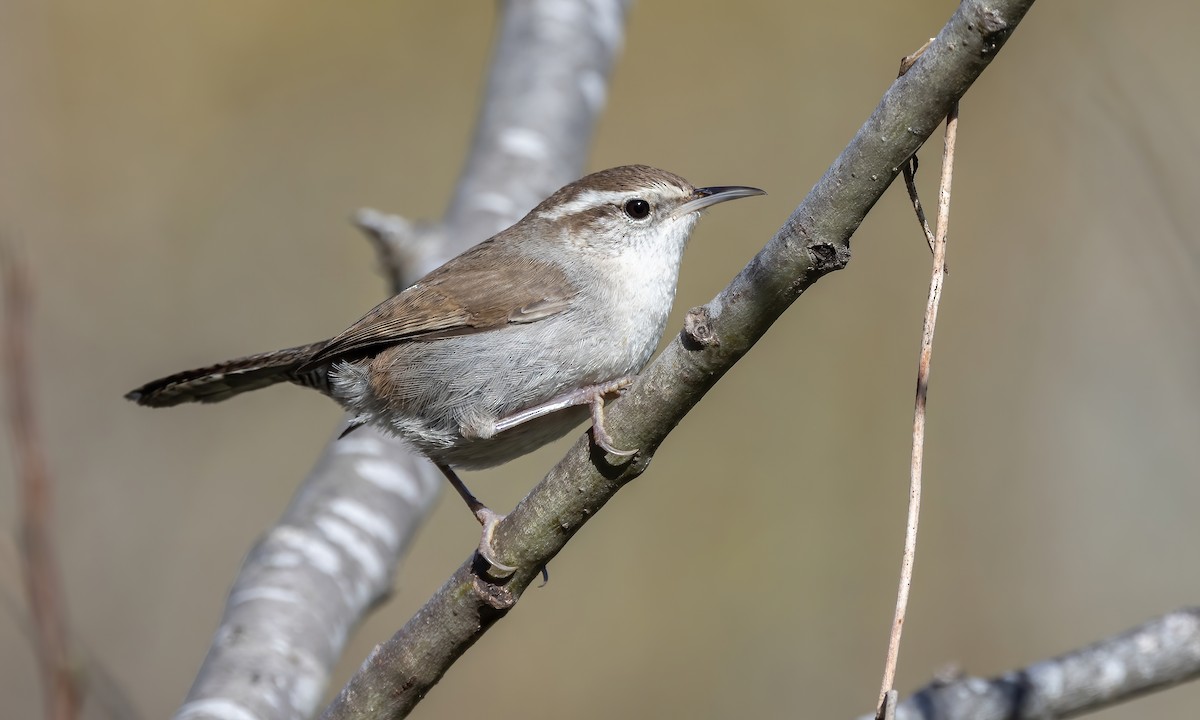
[320,1,1039,718]
[172,2,632,719]
[868,608,1200,720]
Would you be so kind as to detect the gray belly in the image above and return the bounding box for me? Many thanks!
[437,404,590,469]
[327,314,657,469]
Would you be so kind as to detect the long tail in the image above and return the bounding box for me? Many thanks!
[125,340,330,407]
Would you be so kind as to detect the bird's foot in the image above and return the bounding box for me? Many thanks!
[437,463,516,577]
[585,377,637,457]
[474,506,517,578]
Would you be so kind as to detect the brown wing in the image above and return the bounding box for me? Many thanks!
[305,239,577,368]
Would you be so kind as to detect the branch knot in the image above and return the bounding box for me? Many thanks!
[808,242,848,272]
[682,306,719,349]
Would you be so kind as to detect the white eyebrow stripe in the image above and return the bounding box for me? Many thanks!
[537,189,631,221]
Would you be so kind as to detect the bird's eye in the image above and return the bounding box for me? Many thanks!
[623,198,651,220]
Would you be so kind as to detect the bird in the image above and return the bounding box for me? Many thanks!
[127,165,764,571]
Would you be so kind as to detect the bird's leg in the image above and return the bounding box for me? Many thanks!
[585,383,637,457]
[436,463,515,576]
[493,376,637,456]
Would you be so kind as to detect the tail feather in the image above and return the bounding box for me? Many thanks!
[126,341,329,407]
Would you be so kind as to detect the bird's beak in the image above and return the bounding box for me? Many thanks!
[673,185,766,218]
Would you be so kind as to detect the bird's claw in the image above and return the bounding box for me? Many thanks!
[475,507,517,577]
[589,389,638,458]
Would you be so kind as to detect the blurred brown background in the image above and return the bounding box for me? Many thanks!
[2,2,1199,718]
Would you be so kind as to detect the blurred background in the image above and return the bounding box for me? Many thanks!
[2,1,1199,718]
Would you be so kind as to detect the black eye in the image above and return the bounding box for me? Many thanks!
[623,198,651,220]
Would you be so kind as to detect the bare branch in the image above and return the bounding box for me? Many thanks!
[320,2,1036,718]
[353,208,422,294]
[862,608,1200,720]
[173,2,632,719]
[3,245,82,720]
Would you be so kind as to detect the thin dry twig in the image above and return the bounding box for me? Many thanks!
[2,246,82,720]
[899,41,938,257]
[899,38,934,77]
[903,159,938,255]
[877,102,959,718]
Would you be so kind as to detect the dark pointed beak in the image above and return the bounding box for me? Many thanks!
[673,185,766,218]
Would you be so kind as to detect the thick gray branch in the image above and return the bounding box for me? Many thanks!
[868,608,1200,720]
[320,2,1036,718]
[172,2,631,719]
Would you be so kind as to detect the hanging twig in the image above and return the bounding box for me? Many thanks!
[876,101,959,720]
[899,39,938,258]
[902,157,938,256]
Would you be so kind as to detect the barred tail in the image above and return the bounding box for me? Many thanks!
[125,341,330,407]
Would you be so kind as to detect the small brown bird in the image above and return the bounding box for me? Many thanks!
[127,165,763,569]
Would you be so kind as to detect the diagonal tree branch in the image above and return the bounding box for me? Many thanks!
[861,608,1200,720]
[321,1,1037,718]
[173,2,632,719]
